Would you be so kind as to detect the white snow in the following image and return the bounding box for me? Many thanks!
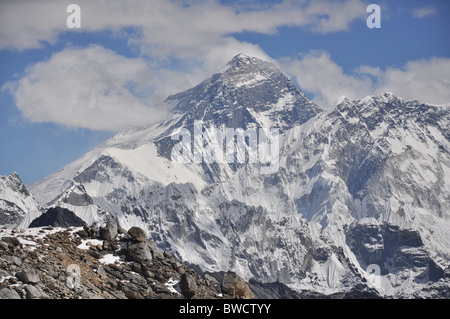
[99,254,121,265]
[234,72,267,88]
[77,239,103,250]
[164,278,180,294]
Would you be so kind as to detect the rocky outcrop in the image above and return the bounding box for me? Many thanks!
[221,271,254,299]
[0,225,253,299]
[29,207,86,228]
[99,220,118,241]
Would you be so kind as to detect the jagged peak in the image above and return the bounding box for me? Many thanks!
[227,53,264,66]
[221,53,278,75]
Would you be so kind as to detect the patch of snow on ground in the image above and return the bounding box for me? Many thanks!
[77,239,104,250]
[165,278,180,294]
[99,254,121,265]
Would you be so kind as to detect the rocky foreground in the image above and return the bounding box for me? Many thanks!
[0,221,254,299]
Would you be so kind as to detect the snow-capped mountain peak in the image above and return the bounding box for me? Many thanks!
[18,56,450,298]
[0,173,43,228]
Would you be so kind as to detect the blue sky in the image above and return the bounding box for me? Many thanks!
[0,0,449,185]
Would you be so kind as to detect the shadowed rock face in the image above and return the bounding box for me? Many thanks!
[155,54,321,160]
[346,222,444,281]
[29,207,87,228]
[61,185,94,206]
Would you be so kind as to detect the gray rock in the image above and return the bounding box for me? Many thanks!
[0,288,21,299]
[127,242,152,263]
[25,285,49,299]
[163,251,173,259]
[122,284,144,299]
[5,256,22,266]
[205,274,219,287]
[97,265,107,278]
[179,273,198,298]
[128,227,146,242]
[100,220,118,241]
[83,225,99,239]
[146,239,158,252]
[1,237,22,247]
[221,271,254,299]
[16,269,40,284]
[152,250,164,260]
[0,240,9,250]
[0,268,11,278]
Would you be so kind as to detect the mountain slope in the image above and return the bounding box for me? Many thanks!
[27,54,450,297]
[0,173,43,228]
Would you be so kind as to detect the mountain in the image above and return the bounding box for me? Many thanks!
[26,54,450,298]
[0,173,43,228]
[29,206,87,228]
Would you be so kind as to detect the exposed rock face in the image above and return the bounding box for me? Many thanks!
[179,273,198,298]
[100,220,118,241]
[346,221,444,282]
[29,207,86,228]
[15,269,40,284]
[0,225,252,299]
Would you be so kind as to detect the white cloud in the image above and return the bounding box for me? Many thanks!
[305,0,367,33]
[2,0,368,131]
[412,6,438,19]
[0,0,367,52]
[380,57,450,105]
[2,38,271,132]
[282,51,450,108]
[5,0,447,132]
[0,0,66,50]
[281,51,374,107]
[3,45,169,131]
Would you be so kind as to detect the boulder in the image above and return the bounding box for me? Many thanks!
[1,237,22,247]
[0,269,11,278]
[179,273,198,298]
[25,285,49,299]
[127,242,152,263]
[128,227,146,242]
[122,283,144,299]
[5,255,22,266]
[16,269,40,284]
[100,220,118,241]
[0,240,8,251]
[221,271,254,299]
[0,288,21,299]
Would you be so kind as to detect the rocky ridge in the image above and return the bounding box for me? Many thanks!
[0,222,253,299]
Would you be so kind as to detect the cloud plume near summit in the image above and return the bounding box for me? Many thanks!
[1,0,449,131]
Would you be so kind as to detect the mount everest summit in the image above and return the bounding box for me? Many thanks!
[2,54,450,298]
